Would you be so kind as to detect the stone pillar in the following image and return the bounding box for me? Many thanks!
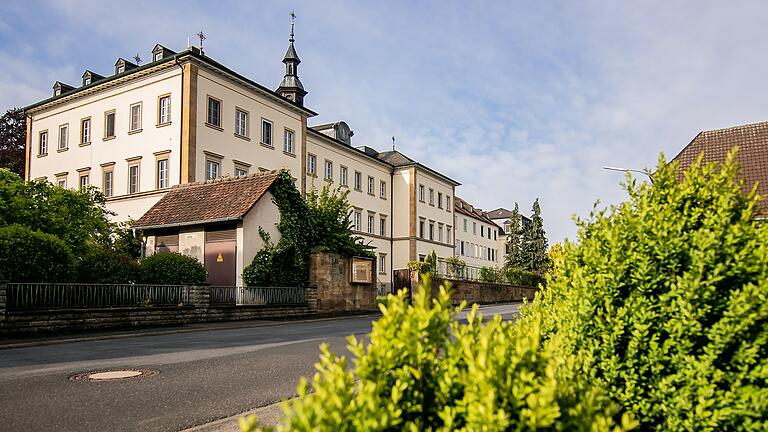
[188,285,210,309]
[305,286,318,312]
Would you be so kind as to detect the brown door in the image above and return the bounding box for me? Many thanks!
[204,229,237,286]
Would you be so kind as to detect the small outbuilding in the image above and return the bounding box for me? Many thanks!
[134,171,281,286]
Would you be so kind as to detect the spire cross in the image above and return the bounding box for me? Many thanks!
[290,11,296,42]
[196,30,206,53]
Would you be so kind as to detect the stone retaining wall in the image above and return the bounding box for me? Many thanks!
[309,252,377,313]
[411,274,539,305]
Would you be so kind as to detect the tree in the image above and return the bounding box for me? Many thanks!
[0,169,113,256]
[0,108,26,177]
[521,198,548,274]
[504,202,524,269]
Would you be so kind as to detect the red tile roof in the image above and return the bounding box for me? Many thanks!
[454,196,496,225]
[672,121,768,216]
[134,171,279,229]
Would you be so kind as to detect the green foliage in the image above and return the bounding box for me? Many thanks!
[243,171,372,286]
[502,267,546,288]
[75,246,141,284]
[526,151,768,431]
[504,202,524,269]
[521,198,549,274]
[112,221,143,259]
[139,252,207,285]
[444,256,466,279]
[0,108,25,177]
[241,277,632,432]
[0,168,113,256]
[478,266,502,283]
[0,224,74,282]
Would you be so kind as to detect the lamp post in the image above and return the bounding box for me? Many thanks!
[603,166,654,183]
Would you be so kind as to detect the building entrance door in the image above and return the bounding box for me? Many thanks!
[204,229,237,286]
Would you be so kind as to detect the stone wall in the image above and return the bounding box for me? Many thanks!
[411,274,539,305]
[309,252,377,313]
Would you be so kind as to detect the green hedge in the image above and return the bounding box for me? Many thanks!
[0,224,74,282]
[76,246,141,284]
[139,252,207,285]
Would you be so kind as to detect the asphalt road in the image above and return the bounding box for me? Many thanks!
[0,303,520,432]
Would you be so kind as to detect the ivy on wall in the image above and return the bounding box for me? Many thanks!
[243,170,373,287]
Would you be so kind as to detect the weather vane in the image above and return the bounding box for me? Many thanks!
[197,30,206,54]
[290,11,296,41]
[392,136,396,151]
[133,54,142,65]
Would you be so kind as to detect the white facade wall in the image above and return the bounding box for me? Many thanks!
[28,66,183,221]
[414,169,455,262]
[305,133,393,287]
[454,210,503,273]
[195,68,304,180]
[240,191,281,286]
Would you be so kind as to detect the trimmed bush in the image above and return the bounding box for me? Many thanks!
[240,278,633,432]
[503,267,546,287]
[139,252,207,285]
[0,224,74,282]
[76,246,141,284]
[527,151,768,431]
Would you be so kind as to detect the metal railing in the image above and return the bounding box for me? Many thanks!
[6,283,189,310]
[209,286,305,306]
[435,260,486,281]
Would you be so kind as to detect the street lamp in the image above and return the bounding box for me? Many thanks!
[603,166,654,183]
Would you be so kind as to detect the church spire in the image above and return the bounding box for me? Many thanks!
[277,11,307,106]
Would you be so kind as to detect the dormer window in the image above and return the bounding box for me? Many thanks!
[154,52,162,62]
[117,65,125,74]
[54,88,61,96]
[84,77,91,85]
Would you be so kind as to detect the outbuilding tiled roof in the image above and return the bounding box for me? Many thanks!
[672,121,768,216]
[134,171,279,229]
[454,196,496,225]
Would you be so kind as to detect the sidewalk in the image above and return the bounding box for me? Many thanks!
[0,312,379,350]
[183,400,286,432]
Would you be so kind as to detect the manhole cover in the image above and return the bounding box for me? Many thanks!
[69,368,159,382]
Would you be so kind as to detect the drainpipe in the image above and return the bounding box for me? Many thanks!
[174,54,185,184]
[389,167,394,294]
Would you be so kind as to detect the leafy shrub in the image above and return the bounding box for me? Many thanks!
[444,256,466,278]
[0,224,74,282]
[502,266,546,288]
[76,246,140,284]
[478,266,503,283]
[139,252,207,285]
[526,151,768,431]
[241,277,633,432]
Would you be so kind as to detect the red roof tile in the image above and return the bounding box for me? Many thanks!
[672,121,768,216]
[134,171,279,229]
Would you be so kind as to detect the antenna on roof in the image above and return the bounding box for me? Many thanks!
[133,54,142,65]
[197,30,206,55]
[392,136,396,151]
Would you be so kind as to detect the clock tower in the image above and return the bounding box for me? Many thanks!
[277,12,307,107]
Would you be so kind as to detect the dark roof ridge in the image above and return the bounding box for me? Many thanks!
[171,170,279,190]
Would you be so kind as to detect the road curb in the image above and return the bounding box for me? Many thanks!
[0,313,380,350]
[182,399,288,432]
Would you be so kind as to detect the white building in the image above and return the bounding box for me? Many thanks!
[23,23,517,289]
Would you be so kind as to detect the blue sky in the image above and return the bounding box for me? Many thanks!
[3,1,768,243]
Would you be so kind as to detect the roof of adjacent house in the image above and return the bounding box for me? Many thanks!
[454,196,496,225]
[672,121,768,215]
[485,207,532,223]
[134,171,279,230]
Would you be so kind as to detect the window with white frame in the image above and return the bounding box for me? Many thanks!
[419,184,425,202]
[158,95,171,125]
[379,254,386,275]
[446,196,451,211]
[207,97,221,127]
[367,213,374,234]
[57,176,67,188]
[379,216,386,236]
[81,118,91,144]
[354,171,362,191]
[104,111,116,138]
[380,180,386,198]
[446,225,452,243]
[429,221,434,241]
[307,153,317,175]
[38,131,48,155]
[463,219,468,232]
[429,188,434,206]
[437,192,443,209]
[340,166,348,186]
[284,129,294,154]
[154,52,163,62]
[234,165,248,177]
[205,159,220,180]
[353,210,362,231]
[419,219,425,238]
[367,176,374,195]
[438,223,443,242]
[157,159,169,189]
[235,108,248,137]
[58,124,68,150]
[473,222,477,235]
[79,174,89,190]
[261,119,273,146]
[324,160,333,181]
[128,164,140,194]
[102,169,113,197]
[129,103,142,132]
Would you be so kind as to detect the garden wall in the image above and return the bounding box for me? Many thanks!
[402,270,539,305]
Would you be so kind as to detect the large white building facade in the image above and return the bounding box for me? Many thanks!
[23,25,519,290]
